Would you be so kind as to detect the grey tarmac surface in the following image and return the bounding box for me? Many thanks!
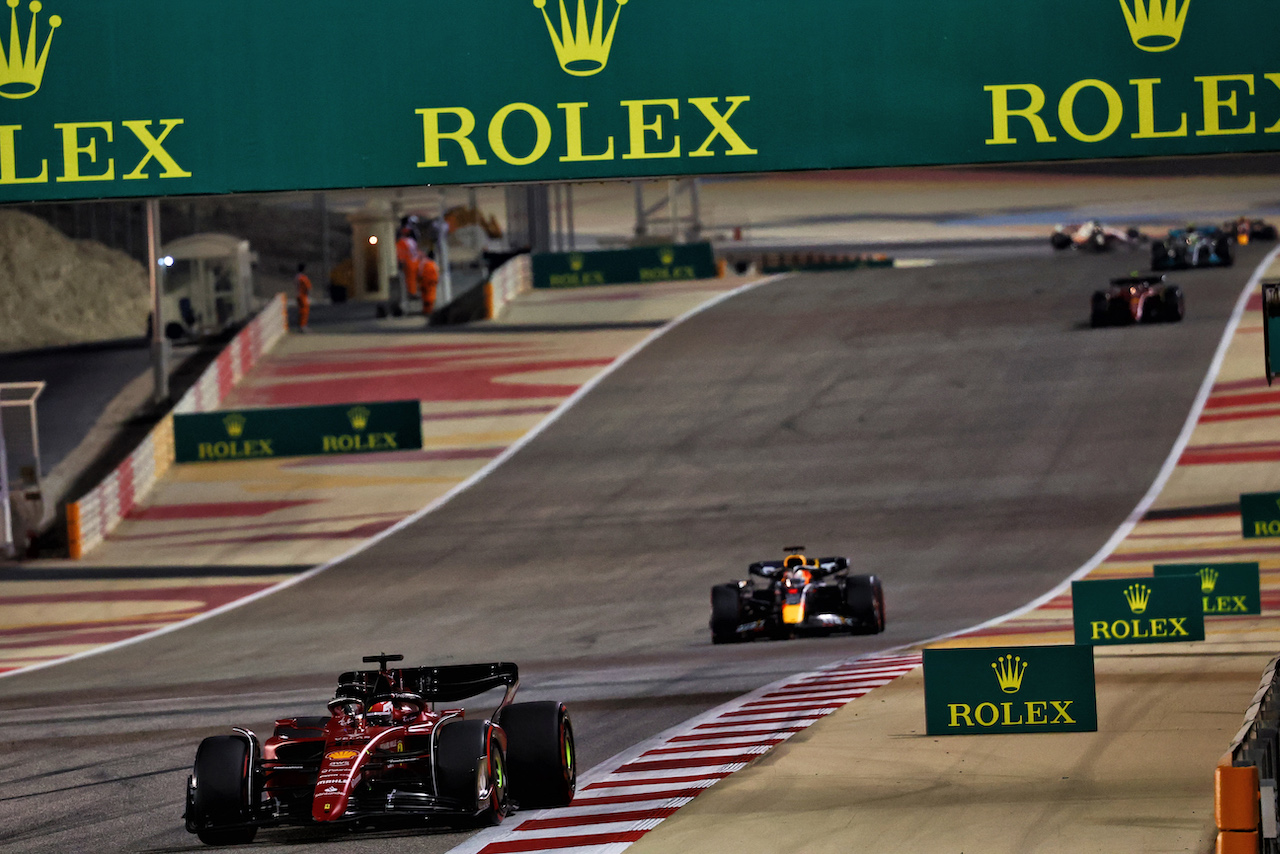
[0,247,1260,853]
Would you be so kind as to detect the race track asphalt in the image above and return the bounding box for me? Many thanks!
[0,246,1260,853]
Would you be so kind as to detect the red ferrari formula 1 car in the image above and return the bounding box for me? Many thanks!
[1090,274,1184,327]
[710,547,885,643]
[184,656,575,845]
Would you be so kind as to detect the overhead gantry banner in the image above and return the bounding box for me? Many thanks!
[1,0,1277,202]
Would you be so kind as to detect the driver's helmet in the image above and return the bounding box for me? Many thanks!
[786,567,812,586]
[367,699,397,726]
[783,553,807,569]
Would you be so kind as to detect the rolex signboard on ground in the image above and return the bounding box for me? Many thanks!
[1071,576,1205,645]
[923,645,1097,736]
[1241,492,1280,538]
[1153,562,1262,616]
[174,401,423,463]
[531,244,718,289]
[2,1,1279,203]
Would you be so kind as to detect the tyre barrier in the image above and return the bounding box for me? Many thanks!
[1218,654,1280,853]
[65,294,288,558]
[747,252,894,275]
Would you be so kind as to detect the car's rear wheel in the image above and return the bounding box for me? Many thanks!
[710,583,745,644]
[499,701,576,809]
[189,735,258,846]
[1216,237,1234,267]
[844,575,885,635]
[1161,286,1185,322]
[437,720,509,824]
[1090,292,1109,328]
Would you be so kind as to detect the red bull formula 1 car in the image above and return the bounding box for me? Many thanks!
[710,547,885,643]
[184,656,575,845]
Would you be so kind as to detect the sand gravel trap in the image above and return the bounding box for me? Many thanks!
[0,210,148,353]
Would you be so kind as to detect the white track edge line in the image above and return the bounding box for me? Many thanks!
[0,276,789,682]
[892,245,1280,649]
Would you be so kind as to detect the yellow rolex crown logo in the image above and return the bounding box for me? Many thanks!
[991,654,1028,694]
[659,247,676,265]
[1198,568,1219,593]
[0,0,60,100]
[347,406,371,431]
[1123,583,1152,614]
[1118,0,1190,53]
[223,413,247,438]
[569,253,585,272]
[533,0,629,77]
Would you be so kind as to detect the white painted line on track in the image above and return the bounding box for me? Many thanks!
[0,274,790,681]
[910,244,1280,648]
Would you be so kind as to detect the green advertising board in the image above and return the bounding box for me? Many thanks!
[1153,562,1262,616]
[531,243,717,288]
[1071,576,1205,645]
[174,401,423,463]
[2,1,1279,203]
[1242,491,1280,538]
[923,645,1097,736]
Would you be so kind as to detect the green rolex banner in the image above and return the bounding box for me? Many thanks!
[1071,576,1205,645]
[174,401,423,463]
[531,243,718,289]
[923,645,1097,736]
[1241,492,1280,538]
[2,0,1279,203]
[1153,562,1262,616]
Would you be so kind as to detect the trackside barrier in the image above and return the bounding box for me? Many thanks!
[1218,654,1280,854]
[65,294,287,558]
[484,254,531,320]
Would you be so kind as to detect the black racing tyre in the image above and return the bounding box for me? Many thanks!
[1140,294,1161,323]
[710,584,745,644]
[844,574,885,635]
[1216,237,1234,267]
[1150,241,1166,269]
[498,701,576,809]
[1050,232,1071,250]
[190,736,258,846]
[1090,292,1109,328]
[437,720,509,824]
[1161,286,1185,322]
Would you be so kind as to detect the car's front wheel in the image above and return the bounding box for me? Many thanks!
[188,735,258,846]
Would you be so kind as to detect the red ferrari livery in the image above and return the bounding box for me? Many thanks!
[184,656,575,845]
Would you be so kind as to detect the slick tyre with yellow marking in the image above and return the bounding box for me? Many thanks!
[498,701,576,809]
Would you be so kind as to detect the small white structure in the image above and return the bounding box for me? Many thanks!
[160,233,257,336]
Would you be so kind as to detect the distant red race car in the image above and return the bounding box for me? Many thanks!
[184,656,575,845]
[1090,274,1184,327]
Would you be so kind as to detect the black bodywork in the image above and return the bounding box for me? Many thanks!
[710,549,885,643]
[1151,227,1233,270]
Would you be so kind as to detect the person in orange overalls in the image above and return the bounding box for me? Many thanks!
[295,263,312,331]
[396,226,420,299]
[419,250,439,316]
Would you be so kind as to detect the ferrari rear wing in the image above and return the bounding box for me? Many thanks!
[336,662,520,707]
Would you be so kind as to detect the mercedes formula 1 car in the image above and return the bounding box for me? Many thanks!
[184,656,575,845]
[1151,226,1233,270]
[710,547,885,643]
[1051,221,1145,252]
[1090,274,1184,327]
